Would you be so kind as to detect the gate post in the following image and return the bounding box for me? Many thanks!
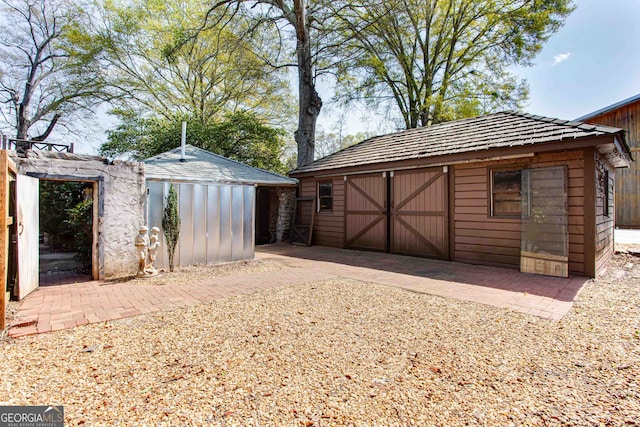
[0,151,16,329]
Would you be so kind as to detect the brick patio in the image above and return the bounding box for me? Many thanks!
[8,244,589,337]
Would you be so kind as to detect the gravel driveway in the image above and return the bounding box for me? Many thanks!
[1,254,639,426]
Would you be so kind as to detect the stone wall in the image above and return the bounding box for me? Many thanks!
[268,188,279,243]
[276,187,296,242]
[12,150,146,279]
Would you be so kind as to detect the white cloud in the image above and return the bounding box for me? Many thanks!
[552,52,571,65]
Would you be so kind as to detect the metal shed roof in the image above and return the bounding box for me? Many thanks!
[291,111,631,175]
[575,93,640,122]
[144,145,297,186]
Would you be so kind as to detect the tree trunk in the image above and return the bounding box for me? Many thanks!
[293,0,321,168]
[16,109,29,140]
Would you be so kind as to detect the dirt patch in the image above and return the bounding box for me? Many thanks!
[104,258,284,287]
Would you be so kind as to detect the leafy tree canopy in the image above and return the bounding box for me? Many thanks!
[97,0,294,127]
[100,109,288,173]
[330,0,575,128]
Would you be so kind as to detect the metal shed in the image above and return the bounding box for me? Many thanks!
[144,145,297,268]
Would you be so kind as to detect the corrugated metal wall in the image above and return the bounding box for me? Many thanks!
[146,180,255,268]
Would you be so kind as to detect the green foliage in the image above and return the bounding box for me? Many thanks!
[222,0,333,167]
[207,111,287,172]
[162,184,180,273]
[68,198,94,270]
[100,110,288,173]
[97,0,294,126]
[330,0,574,128]
[40,181,86,251]
[39,181,93,271]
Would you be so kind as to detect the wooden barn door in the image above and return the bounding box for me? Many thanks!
[391,167,448,259]
[344,173,387,251]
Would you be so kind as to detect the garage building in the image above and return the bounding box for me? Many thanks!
[290,112,632,277]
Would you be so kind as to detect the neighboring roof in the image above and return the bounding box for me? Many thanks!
[144,145,297,186]
[291,111,631,175]
[576,93,640,122]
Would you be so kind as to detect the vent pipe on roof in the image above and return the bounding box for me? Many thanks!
[180,121,187,162]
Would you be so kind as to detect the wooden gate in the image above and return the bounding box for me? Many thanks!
[391,168,448,259]
[16,174,39,299]
[344,173,387,251]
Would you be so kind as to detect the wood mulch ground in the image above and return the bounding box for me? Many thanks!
[0,253,638,426]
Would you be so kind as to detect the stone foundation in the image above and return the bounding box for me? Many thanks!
[268,188,279,243]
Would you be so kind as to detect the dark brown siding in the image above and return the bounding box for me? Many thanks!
[453,164,520,269]
[299,148,606,277]
[300,176,344,247]
[595,152,615,274]
[452,150,586,274]
[583,99,639,227]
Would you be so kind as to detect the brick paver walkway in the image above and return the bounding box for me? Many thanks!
[9,244,589,337]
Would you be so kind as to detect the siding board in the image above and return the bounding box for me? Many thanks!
[453,150,586,274]
[301,176,345,248]
[455,221,520,231]
[593,152,615,274]
[581,98,639,227]
[301,145,610,278]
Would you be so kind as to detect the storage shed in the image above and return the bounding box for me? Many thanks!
[576,94,640,228]
[290,112,632,278]
[144,145,297,269]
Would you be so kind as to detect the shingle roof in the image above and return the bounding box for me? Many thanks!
[144,145,297,186]
[291,111,629,175]
[575,93,640,121]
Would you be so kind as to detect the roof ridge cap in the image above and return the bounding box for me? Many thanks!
[503,111,618,134]
[148,144,295,182]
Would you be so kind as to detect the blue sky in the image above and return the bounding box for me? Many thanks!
[514,0,640,120]
[318,0,640,135]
